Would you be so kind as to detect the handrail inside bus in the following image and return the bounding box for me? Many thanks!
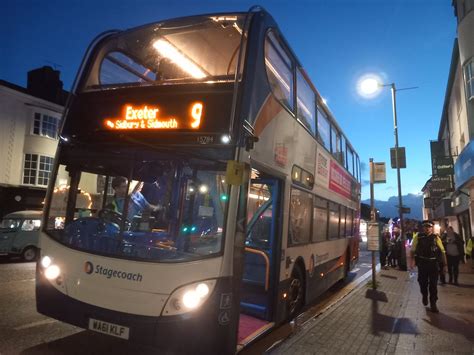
[244,247,270,291]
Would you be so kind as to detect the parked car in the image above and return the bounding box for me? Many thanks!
[0,210,42,261]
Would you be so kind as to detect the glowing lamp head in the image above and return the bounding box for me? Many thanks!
[357,74,383,98]
[360,78,379,95]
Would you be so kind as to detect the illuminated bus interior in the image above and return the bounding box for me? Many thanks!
[82,14,247,91]
[45,149,229,262]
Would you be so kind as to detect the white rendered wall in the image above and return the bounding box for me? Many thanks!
[0,84,62,187]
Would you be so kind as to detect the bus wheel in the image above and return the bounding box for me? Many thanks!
[22,247,38,262]
[288,266,304,319]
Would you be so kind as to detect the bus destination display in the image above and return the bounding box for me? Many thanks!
[104,102,204,130]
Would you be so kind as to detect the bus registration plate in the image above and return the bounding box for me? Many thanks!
[88,318,130,340]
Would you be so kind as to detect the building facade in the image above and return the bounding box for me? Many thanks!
[0,67,67,217]
[422,0,474,241]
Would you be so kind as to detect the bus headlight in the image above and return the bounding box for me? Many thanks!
[44,264,61,280]
[41,256,52,268]
[162,279,216,316]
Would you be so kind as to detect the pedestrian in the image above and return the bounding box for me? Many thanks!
[387,237,396,267]
[466,235,474,269]
[392,226,402,268]
[380,231,390,269]
[410,220,447,313]
[441,226,465,285]
[438,227,447,285]
[406,230,413,245]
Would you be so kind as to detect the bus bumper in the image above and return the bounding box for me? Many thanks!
[36,268,237,354]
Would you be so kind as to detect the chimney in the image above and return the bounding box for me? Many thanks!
[27,66,65,105]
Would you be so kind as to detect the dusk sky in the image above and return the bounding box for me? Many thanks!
[1,0,456,202]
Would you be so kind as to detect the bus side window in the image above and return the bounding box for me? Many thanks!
[346,209,353,237]
[339,206,346,238]
[296,68,316,135]
[328,202,340,239]
[264,31,294,112]
[317,107,331,151]
[289,188,312,245]
[312,197,328,242]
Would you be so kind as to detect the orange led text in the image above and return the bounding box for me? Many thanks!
[103,103,204,130]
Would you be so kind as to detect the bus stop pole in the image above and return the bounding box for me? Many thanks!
[370,158,376,290]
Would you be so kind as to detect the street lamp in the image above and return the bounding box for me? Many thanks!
[358,75,412,271]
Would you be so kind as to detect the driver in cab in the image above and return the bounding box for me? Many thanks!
[108,176,161,220]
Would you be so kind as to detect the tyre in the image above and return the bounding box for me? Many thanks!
[288,265,304,319]
[22,247,38,262]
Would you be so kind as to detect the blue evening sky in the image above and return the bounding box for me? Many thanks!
[0,0,456,201]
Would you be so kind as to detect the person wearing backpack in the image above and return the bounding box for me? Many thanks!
[410,220,447,313]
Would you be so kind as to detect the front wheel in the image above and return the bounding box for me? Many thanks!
[288,266,305,319]
[22,247,38,262]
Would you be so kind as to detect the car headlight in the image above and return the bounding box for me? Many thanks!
[162,279,216,316]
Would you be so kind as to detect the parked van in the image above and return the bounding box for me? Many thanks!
[0,210,42,261]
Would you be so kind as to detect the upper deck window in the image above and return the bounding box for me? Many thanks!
[331,126,342,163]
[264,31,294,112]
[296,69,316,134]
[347,148,355,176]
[317,107,331,150]
[82,14,247,91]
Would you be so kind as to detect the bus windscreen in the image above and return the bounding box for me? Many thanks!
[81,14,247,91]
[45,150,229,263]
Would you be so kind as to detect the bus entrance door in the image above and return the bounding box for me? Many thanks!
[240,178,281,336]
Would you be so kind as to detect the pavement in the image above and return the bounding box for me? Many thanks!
[269,253,474,355]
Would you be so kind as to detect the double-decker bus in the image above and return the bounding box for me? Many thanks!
[36,7,361,354]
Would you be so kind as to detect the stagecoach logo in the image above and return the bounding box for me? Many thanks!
[84,261,94,274]
[83,261,143,282]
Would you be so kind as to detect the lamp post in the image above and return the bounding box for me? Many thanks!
[358,77,416,271]
[388,82,406,271]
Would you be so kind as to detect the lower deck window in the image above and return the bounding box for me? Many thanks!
[289,188,312,245]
